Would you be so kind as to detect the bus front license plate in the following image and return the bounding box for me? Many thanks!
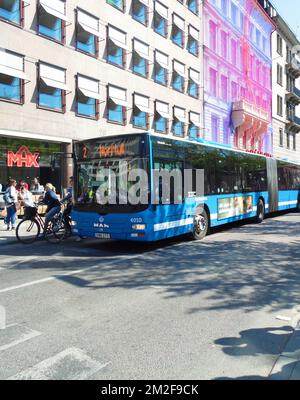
[95,233,111,239]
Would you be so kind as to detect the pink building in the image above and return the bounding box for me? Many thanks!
[204,0,275,155]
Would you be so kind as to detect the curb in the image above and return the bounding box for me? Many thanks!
[269,322,300,380]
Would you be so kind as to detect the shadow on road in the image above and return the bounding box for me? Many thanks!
[213,325,299,380]
[0,213,299,315]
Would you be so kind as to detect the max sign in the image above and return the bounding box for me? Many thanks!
[7,145,40,168]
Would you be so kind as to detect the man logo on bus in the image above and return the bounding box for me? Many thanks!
[7,146,40,168]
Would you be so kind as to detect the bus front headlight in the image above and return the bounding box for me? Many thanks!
[132,224,146,231]
[71,221,77,226]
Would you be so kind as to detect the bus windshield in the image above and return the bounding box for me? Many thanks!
[74,135,149,213]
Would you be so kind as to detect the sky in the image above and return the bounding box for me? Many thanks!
[271,0,300,39]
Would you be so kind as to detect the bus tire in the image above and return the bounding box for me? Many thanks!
[192,209,209,240]
[256,199,265,223]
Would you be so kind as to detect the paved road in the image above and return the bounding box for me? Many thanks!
[0,212,300,380]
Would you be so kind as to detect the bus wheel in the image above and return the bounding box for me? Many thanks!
[256,200,265,223]
[192,210,209,240]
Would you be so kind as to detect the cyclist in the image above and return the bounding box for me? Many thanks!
[41,183,61,234]
[62,176,74,235]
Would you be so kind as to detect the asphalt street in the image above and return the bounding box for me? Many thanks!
[0,212,300,380]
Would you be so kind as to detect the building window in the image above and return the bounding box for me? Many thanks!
[133,93,150,129]
[277,33,282,55]
[210,68,217,97]
[286,132,290,149]
[76,9,99,56]
[172,60,185,93]
[133,39,149,78]
[189,112,200,139]
[154,50,169,86]
[107,0,125,12]
[107,26,127,68]
[132,0,148,25]
[77,75,100,119]
[211,114,219,142]
[187,25,199,56]
[107,85,127,124]
[38,0,68,43]
[209,21,217,52]
[0,0,22,25]
[221,75,228,102]
[279,128,283,147]
[38,62,68,112]
[277,95,283,117]
[155,101,169,134]
[293,134,296,151]
[172,107,186,137]
[188,68,199,98]
[154,1,168,38]
[171,14,185,48]
[187,0,198,15]
[0,49,27,103]
[277,63,283,86]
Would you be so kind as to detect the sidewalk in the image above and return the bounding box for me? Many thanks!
[0,219,18,245]
[269,321,300,380]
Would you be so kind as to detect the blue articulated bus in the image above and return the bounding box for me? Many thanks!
[72,132,300,242]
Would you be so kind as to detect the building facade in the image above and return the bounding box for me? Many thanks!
[203,0,274,155]
[259,0,300,163]
[0,0,204,192]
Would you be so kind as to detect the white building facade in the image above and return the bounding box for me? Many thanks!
[0,0,204,190]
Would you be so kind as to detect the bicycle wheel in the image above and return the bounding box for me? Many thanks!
[16,219,40,244]
[44,216,66,244]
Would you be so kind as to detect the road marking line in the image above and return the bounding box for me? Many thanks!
[7,347,110,380]
[0,254,142,294]
[0,324,41,352]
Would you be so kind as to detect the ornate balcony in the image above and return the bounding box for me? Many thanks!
[286,86,300,105]
[287,114,300,133]
[232,100,269,129]
[232,100,270,151]
[287,57,300,78]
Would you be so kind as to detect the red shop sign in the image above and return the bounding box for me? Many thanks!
[7,145,40,168]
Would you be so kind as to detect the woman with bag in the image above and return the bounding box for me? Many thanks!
[4,179,18,231]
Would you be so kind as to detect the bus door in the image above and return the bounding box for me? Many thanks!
[267,158,278,213]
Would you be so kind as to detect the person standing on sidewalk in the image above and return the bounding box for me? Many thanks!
[4,179,18,231]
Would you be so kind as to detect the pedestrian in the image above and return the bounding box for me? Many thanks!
[17,179,29,191]
[18,185,35,208]
[3,179,18,231]
[41,183,61,233]
[30,177,42,193]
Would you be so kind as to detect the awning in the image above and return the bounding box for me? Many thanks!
[134,39,150,60]
[109,86,128,107]
[189,25,199,41]
[77,9,101,37]
[189,68,200,84]
[40,0,71,23]
[173,14,185,31]
[156,101,170,119]
[173,60,185,77]
[155,51,169,70]
[155,1,168,20]
[40,63,69,91]
[174,107,186,123]
[190,112,201,127]
[134,94,150,113]
[78,75,102,100]
[0,49,29,80]
[108,26,127,50]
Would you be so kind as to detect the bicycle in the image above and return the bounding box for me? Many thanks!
[16,204,67,244]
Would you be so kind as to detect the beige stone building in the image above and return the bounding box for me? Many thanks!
[0,0,204,190]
